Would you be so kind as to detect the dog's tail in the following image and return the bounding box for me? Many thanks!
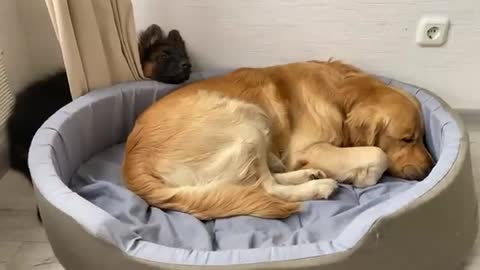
[124,169,300,220]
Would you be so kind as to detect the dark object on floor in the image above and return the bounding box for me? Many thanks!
[7,71,71,223]
[7,70,72,180]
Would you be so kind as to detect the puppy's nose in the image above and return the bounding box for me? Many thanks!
[181,61,191,70]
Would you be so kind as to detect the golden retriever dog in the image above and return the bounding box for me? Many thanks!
[123,60,434,220]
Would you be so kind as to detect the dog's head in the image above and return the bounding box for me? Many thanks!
[344,76,434,180]
[138,24,191,84]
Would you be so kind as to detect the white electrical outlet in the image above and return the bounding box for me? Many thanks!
[416,15,450,46]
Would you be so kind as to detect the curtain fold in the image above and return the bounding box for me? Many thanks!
[45,0,145,98]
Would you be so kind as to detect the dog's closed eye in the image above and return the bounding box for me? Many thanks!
[401,137,414,143]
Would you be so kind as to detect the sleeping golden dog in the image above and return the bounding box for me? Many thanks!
[123,60,434,220]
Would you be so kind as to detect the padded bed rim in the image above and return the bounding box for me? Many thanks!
[29,73,478,269]
[34,137,477,270]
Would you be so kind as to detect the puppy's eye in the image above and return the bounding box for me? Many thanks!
[159,53,169,59]
[402,137,414,143]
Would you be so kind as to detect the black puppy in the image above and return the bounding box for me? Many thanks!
[7,71,71,180]
[7,25,191,221]
[7,71,71,222]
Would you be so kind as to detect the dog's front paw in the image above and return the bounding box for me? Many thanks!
[351,150,388,188]
[310,178,338,199]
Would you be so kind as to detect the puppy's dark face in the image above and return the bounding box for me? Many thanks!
[139,25,191,84]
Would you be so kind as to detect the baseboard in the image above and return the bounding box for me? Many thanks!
[457,109,480,131]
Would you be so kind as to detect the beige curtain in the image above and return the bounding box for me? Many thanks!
[45,0,145,98]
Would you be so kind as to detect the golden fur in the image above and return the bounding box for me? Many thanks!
[123,60,433,220]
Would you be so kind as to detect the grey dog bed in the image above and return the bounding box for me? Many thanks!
[29,71,478,270]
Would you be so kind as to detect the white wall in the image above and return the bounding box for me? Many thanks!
[0,0,34,174]
[0,0,35,93]
[0,0,63,93]
[133,0,480,109]
[16,0,64,79]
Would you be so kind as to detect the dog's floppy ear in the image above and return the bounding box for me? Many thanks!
[345,106,388,146]
[167,30,185,49]
[138,24,164,63]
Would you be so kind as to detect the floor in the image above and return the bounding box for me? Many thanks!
[0,130,479,270]
[0,169,61,270]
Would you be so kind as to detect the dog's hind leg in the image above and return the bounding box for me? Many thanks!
[257,158,337,201]
[263,174,338,201]
[273,169,327,185]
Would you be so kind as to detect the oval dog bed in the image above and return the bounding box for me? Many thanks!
[29,70,478,270]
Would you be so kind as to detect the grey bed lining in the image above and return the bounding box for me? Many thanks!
[29,71,461,265]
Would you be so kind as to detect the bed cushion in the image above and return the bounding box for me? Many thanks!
[71,144,416,251]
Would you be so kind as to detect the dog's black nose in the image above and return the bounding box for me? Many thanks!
[181,61,191,70]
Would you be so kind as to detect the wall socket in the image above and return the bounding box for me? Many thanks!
[416,15,450,47]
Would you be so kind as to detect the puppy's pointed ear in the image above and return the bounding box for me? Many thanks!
[167,30,185,49]
[345,106,388,146]
[138,24,164,63]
